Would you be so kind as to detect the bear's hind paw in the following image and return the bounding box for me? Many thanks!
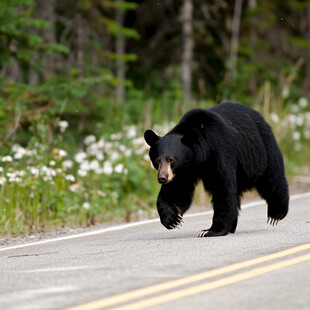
[267,217,280,226]
[197,230,208,237]
[197,229,229,237]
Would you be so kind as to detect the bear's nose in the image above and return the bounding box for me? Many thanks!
[158,175,168,184]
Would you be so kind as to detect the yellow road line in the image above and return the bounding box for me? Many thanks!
[110,253,310,310]
[65,243,310,310]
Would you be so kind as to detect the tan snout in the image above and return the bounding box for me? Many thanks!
[157,162,175,184]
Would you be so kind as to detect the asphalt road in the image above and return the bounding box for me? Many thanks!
[0,192,310,310]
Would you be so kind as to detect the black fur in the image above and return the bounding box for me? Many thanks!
[144,102,289,237]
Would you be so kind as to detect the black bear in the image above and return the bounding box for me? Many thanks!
[144,102,289,237]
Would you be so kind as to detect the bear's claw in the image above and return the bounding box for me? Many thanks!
[197,229,229,237]
[197,230,208,237]
[167,214,184,230]
[267,217,279,226]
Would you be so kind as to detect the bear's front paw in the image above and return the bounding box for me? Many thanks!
[161,214,184,230]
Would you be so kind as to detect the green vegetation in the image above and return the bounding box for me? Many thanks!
[0,0,310,235]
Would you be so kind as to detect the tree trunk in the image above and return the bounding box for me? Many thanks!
[248,0,257,94]
[76,12,84,80]
[226,0,243,83]
[35,0,57,81]
[75,8,85,150]
[304,5,310,90]
[181,0,193,104]
[115,0,126,104]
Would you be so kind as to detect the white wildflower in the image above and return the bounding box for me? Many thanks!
[298,97,308,108]
[15,171,25,177]
[0,176,6,185]
[62,160,74,169]
[119,144,127,152]
[288,114,297,128]
[104,142,113,151]
[28,167,39,177]
[110,133,122,140]
[124,149,132,157]
[65,175,75,182]
[80,160,91,171]
[83,202,91,210]
[41,166,56,178]
[1,156,13,162]
[84,135,96,145]
[110,151,120,162]
[12,144,21,153]
[132,137,144,146]
[14,177,22,183]
[296,116,304,127]
[96,152,104,161]
[90,160,100,171]
[97,190,106,197]
[69,184,80,192]
[58,149,68,157]
[127,126,137,138]
[8,175,22,183]
[12,145,26,159]
[49,160,56,166]
[270,113,279,124]
[77,169,87,177]
[97,138,105,148]
[292,131,301,141]
[0,167,3,173]
[14,152,24,160]
[74,152,87,163]
[25,149,36,156]
[87,143,99,155]
[103,161,113,175]
[95,167,104,174]
[59,120,69,133]
[114,163,124,174]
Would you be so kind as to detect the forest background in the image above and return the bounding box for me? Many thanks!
[0,0,310,235]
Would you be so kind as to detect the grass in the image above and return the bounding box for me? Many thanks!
[0,95,310,236]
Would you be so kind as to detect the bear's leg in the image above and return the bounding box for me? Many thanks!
[256,169,289,225]
[198,192,240,237]
[157,178,196,230]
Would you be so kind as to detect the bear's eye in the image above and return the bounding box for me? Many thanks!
[167,158,175,164]
[155,157,161,164]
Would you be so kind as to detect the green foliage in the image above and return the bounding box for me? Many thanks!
[1,0,310,235]
[0,122,159,234]
[0,0,67,64]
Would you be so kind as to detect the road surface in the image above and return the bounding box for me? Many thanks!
[0,192,310,310]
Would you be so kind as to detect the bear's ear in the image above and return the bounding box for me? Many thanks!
[144,130,160,146]
[181,128,200,146]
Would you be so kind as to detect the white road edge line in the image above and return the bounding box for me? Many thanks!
[1,191,310,252]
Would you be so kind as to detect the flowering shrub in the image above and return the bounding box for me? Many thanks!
[0,122,161,234]
[268,97,310,174]
[0,96,309,235]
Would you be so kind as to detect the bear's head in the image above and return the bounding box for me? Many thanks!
[144,129,199,184]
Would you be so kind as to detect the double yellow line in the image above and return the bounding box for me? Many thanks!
[66,243,310,310]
